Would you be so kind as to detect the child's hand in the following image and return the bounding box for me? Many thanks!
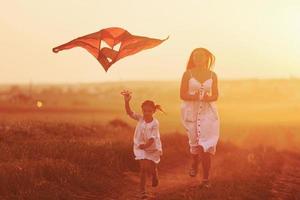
[139,144,146,149]
[120,90,132,102]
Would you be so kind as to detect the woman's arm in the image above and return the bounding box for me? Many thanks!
[203,72,219,102]
[180,71,199,101]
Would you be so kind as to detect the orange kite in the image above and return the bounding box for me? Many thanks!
[53,27,168,71]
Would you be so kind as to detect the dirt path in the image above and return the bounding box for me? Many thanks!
[69,159,196,200]
[118,152,300,200]
[72,151,300,200]
[271,152,300,200]
[118,161,199,200]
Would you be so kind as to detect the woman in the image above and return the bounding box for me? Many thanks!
[180,48,220,188]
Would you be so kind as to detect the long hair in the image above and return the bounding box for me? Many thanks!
[141,100,165,114]
[186,48,215,70]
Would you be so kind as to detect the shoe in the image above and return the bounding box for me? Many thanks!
[140,191,148,199]
[189,167,198,177]
[198,180,211,189]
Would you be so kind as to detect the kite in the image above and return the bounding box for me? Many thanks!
[53,27,168,71]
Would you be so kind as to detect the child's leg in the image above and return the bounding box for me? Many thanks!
[139,160,147,192]
[149,160,159,187]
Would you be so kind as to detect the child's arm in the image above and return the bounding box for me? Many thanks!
[121,90,141,120]
[121,90,133,115]
[139,121,159,149]
[124,101,133,115]
[124,97,133,116]
[139,138,155,149]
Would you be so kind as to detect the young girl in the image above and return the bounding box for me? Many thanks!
[121,90,163,198]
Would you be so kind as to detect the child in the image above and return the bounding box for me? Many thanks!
[121,90,163,199]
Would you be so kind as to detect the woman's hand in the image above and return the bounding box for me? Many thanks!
[121,90,132,102]
[193,90,201,101]
[202,93,209,102]
[202,92,218,102]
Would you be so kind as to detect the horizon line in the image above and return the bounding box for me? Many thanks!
[0,77,300,86]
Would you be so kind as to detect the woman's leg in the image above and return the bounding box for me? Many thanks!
[202,152,211,180]
[192,153,199,170]
[188,125,200,176]
[198,146,211,180]
[190,148,200,177]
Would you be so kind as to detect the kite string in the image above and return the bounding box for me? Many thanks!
[111,42,127,93]
[115,66,128,94]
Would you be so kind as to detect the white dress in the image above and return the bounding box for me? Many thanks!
[130,113,162,163]
[181,71,220,155]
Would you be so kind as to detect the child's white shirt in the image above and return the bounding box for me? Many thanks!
[130,112,162,163]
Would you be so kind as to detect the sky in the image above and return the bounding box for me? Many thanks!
[1,0,300,83]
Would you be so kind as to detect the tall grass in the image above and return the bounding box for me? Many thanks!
[0,120,136,199]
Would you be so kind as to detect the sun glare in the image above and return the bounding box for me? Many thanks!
[36,100,43,108]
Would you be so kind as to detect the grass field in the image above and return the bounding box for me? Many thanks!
[0,79,299,199]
